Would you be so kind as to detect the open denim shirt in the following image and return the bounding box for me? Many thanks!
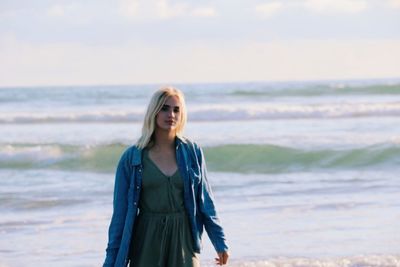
[103,136,228,267]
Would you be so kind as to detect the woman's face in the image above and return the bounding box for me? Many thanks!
[155,95,181,132]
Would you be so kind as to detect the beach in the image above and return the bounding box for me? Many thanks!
[1,80,400,266]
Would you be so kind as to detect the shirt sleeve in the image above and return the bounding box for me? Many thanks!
[196,145,229,253]
[103,148,131,267]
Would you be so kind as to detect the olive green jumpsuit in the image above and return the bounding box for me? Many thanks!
[129,149,200,267]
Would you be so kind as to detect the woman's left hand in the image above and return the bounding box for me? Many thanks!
[215,251,229,265]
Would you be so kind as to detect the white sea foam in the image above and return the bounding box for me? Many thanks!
[201,255,400,267]
[2,102,400,123]
[0,145,65,162]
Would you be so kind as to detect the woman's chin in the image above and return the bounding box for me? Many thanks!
[158,126,176,132]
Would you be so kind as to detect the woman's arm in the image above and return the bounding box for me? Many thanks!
[196,145,229,255]
[103,149,131,267]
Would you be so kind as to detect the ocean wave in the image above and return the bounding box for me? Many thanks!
[2,102,400,123]
[231,82,400,97]
[1,143,399,173]
[0,110,144,123]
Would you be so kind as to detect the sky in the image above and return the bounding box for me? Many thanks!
[0,0,400,87]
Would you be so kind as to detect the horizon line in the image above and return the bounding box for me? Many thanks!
[1,76,400,89]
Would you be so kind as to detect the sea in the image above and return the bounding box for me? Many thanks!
[0,79,399,267]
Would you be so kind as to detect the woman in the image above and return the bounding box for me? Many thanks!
[103,87,229,267]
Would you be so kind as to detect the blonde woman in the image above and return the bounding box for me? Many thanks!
[103,87,229,267]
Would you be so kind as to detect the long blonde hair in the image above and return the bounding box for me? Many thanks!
[136,86,187,149]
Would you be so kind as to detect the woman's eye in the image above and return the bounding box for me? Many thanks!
[174,108,180,113]
[161,106,168,111]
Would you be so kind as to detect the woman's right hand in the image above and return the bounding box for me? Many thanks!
[215,251,229,265]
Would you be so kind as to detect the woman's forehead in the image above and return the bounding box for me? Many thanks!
[163,95,181,106]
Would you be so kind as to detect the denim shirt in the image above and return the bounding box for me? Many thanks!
[103,136,228,267]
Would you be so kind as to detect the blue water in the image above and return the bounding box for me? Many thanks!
[1,79,400,266]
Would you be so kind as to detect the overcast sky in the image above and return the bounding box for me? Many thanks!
[1,0,400,87]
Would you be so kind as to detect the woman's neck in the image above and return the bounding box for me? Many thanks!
[151,130,176,152]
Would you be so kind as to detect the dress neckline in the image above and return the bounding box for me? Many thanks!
[144,149,179,178]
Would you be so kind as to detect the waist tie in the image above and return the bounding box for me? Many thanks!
[139,210,186,218]
[139,211,186,267]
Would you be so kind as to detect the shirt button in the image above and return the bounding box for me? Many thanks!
[136,186,139,189]
[134,202,137,206]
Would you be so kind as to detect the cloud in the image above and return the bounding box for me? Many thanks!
[118,0,215,20]
[155,0,187,19]
[46,4,78,17]
[191,7,216,17]
[47,5,69,17]
[387,0,400,8]
[254,0,369,18]
[118,0,140,18]
[255,2,283,18]
[302,0,368,13]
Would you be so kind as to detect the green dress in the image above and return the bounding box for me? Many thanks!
[129,149,200,267]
